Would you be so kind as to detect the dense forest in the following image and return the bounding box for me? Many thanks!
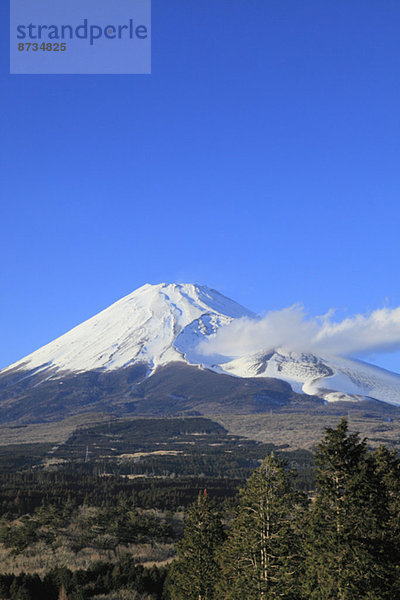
[0,418,399,599]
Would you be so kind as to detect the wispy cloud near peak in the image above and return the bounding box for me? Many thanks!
[197,305,400,360]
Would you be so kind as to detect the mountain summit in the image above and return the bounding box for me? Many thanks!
[3,283,253,376]
[1,283,400,424]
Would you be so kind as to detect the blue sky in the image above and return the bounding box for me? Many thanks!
[1,0,400,371]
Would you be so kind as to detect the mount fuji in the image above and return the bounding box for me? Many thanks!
[3,283,253,376]
[1,283,400,424]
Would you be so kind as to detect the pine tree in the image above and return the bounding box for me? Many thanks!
[302,417,392,600]
[371,445,400,595]
[168,491,225,600]
[218,454,306,600]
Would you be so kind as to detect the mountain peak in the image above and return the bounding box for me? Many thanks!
[2,283,253,376]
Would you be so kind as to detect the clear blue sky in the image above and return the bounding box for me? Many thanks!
[1,0,400,371]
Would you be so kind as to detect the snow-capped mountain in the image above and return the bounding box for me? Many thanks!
[2,283,400,417]
[2,283,253,376]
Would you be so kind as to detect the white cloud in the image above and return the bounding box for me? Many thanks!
[197,305,400,360]
[314,306,400,356]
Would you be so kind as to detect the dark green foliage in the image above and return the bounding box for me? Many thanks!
[0,494,175,554]
[302,417,398,599]
[218,454,306,599]
[370,445,400,596]
[0,470,244,519]
[0,560,167,599]
[168,492,225,600]
[0,518,38,553]
[0,443,53,472]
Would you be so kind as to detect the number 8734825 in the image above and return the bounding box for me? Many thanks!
[18,42,67,51]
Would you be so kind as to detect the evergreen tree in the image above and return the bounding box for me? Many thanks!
[168,491,225,600]
[302,417,392,600]
[218,454,306,600]
[370,445,400,595]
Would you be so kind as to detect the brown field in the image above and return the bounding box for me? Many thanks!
[213,411,400,450]
[0,413,114,446]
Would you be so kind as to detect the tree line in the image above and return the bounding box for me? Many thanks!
[168,418,400,600]
[0,559,167,600]
[0,471,242,517]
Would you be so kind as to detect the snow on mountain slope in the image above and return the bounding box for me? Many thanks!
[219,350,400,405]
[2,282,400,407]
[3,283,254,376]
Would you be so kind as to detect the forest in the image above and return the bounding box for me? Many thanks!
[169,418,400,600]
[0,418,399,599]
